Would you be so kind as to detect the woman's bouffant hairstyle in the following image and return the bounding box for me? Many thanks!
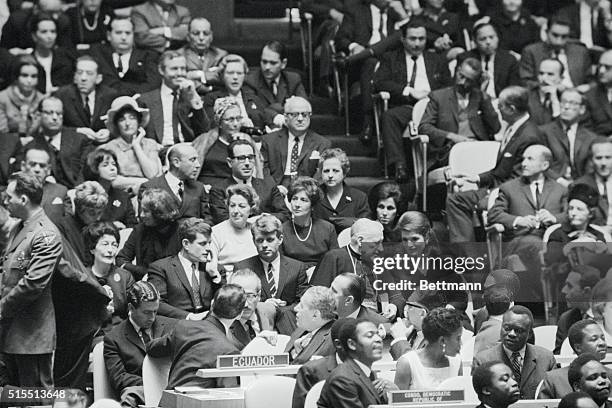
[287,176,320,207]
[74,181,109,212]
[421,307,463,343]
[84,148,120,181]
[83,221,120,252]
[317,148,351,176]
[140,188,180,223]
[225,183,260,214]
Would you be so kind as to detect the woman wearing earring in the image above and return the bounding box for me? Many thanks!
[394,307,463,389]
[282,176,338,268]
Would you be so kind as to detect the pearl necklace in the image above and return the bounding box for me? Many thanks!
[82,9,100,31]
[292,218,312,242]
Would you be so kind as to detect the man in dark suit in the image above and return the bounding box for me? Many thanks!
[553,266,600,354]
[419,58,501,171]
[285,286,336,364]
[520,17,592,89]
[556,0,609,49]
[234,214,308,335]
[245,41,307,127]
[472,362,520,408]
[446,86,544,243]
[209,139,289,224]
[540,88,603,187]
[54,56,119,141]
[103,281,176,408]
[488,145,568,294]
[147,218,222,320]
[226,268,266,349]
[292,318,350,408]
[138,50,209,145]
[474,285,511,355]
[0,171,63,387]
[261,96,331,187]
[331,272,390,325]
[374,19,452,180]
[539,319,610,399]
[584,50,612,137]
[568,353,612,408]
[0,132,21,187]
[31,96,93,189]
[473,306,557,399]
[20,144,66,224]
[335,0,409,137]
[573,141,612,226]
[457,22,520,99]
[318,318,398,408]
[147,284,245,388]
[527,58,565,126]
[90,16,161,97]
[140,143,212,223]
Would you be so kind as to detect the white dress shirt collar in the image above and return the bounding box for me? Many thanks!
[177,252,198,288]
[165,171,183,199]
[260,255,281,288]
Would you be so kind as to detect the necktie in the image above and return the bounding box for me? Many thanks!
[177,180,184,201]
[172,91,181,144]
[500,125,512,152]
[511,352,522,384]
[267,263,277,298]
[191,263,203,311]
[543,93,552,114]
[409,56,418,88]
[83,94,91,124]
[230,320,251,346]
[369,371,377,382]
[245,320,256,339]
[535,182,542,210]
[289,136,300,174]
[271,81,278,97]
[379,9,386,40]
[140,328,151,345]
[484,55,490,72]
[116,53,124,77]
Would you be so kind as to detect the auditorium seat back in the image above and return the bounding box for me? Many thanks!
[142,355,171,407]
[304,380,325,408]
[92,342,115,401]
[244,375,296,408]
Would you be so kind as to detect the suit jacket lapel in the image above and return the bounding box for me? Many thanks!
[521,345,537,387]
[151,91,165,143]
[555,120,571,157]
[279,130,289,169]
[296,133,315,166]
[276,256,291,298]
[521,181,537,210]
[277,74,289,102]
[70,85,90,125]
[125,321,146,351]
[171,256,196,304]
[598,87,612,121]
[348,359,380,403]
[284,328,306,353]
[257,72,275,104]
[448,90,459,126]
[540,178,554,209]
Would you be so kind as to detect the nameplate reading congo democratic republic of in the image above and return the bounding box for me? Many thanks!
[388,389,465,405]
[216,353,290,369]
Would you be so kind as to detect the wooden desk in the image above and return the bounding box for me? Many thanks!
[369,399,560,408]
[160,388,244,408]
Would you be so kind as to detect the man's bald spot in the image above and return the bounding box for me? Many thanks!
[525,144,553,162]
[168,143,196,161]
[189,17,212,31]
[600,50,612,64]
[284,96,312,113]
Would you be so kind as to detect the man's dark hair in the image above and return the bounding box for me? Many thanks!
[568,319,600,354]
[472,361,505,399]
[30,11,56,35]
[399,17,427,36]
[559,392,595,408]
[500,86,530,114]
[127,281,160,308]
[23,142,52,163]
[574,265,602,289]
[8,171,43,205]
[541,57,565,76]
[506,305,534,327]
[568,353,600,390]
[484,285,511,316]
[331,317,353,343]
[107,15,133,32]
[548,16,572,31]
[263,40,286,60]
[337,273,366,305]
[486,269,520,299]
[338,318,370,353]
[472,21,497,40]
[75,54,99,72]
[178,217,212,243]
[460,57,483,79]
[211,284,246,320]
[227,139,254,158]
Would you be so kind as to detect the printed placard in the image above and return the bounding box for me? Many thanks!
[388,389,465,405]
[216,353,290,369]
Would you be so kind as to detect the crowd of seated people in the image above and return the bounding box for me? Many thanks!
[2,0,612,407]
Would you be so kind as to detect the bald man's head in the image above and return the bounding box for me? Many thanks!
[598,50,612,86]
[168,143,201,181]
[284,96,312,136]
[521,144,551,178]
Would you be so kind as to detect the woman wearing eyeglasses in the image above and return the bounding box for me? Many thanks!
[193,97,263,189]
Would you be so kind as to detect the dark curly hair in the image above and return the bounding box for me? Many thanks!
[422,307,463,343]
[83,221,120,252]
[140,188,180,223]
[288,176,320,207]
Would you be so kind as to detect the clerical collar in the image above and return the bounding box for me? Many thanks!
[347,244,361,260]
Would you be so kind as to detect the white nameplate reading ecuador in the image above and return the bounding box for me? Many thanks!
[388,389,465,405]
[217,354,290,369]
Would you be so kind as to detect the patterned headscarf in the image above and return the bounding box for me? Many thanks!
[213,97,240,126]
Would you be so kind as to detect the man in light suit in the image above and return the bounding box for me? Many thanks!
[568,353,612,408]
[539,319,611,399]
[0,171,63,387]
[90,16,161,97]
[472,362,521,408]
[292,317,351,408]
[573,141,612,226]
[245,41,307,127]
[318,318,398,408]
[138,50,210,146]
[584,50,612,137]
[474,285,511,355]
[147,284,245,388]
[286,286,337,364]
[139,143,212,224]
[520,17,591,89]
[556,0,609,49]
[147,217,222,320]
[234,214,308,335]
[540,89,603,188]
[131,0,190,53]
[473,306,557,399]
[261,96,331,187]
[446,86,544,243]
[103,281,176,408]
[209,139,289,224]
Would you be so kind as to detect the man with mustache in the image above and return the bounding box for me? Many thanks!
[472,361,521,408]
[473,305,556,398]
[568,353,612,408]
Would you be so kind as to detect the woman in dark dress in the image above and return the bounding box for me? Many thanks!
[368,181,404,243]
[488,0,540,55]
[116,188,182,280]
[84,148,137,229]
[282,176,338,268]
[313,148,370,233]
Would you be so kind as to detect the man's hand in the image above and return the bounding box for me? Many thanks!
[390,318,414,340]
[514,215,539,229]
[382,303,397,320]
[536,209,556,226]
[433,34,452,51]
[257,330,279,346]
[149,27,166,36]
[186,311,209,320]
[9,47,32,56]
[556,177,571,188]
[389,0,408,19]
[447,133,470,144]
[329,8,344,24]
[113,221,127,230]
[453,173,479,184]
[373,378,399,397]
[350,44,366,56]
[265,298,287,307]
[0,205,10,228]
[272,114,285,128]
[411,89,430,100]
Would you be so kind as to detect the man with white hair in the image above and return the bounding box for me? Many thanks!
[311,218,397,320]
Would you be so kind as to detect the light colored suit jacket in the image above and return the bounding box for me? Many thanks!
[131,1,190,53]
[474,317,502,355]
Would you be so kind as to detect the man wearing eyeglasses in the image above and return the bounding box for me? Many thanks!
[540,88,603,187]
[261,96,331,188]
[31,96,93,189]
[520,17,592,90]
[209,139,289,224]
[584,50,612,136]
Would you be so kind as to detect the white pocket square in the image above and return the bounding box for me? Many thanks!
[503,152,513,158]
[52,197,63,205]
